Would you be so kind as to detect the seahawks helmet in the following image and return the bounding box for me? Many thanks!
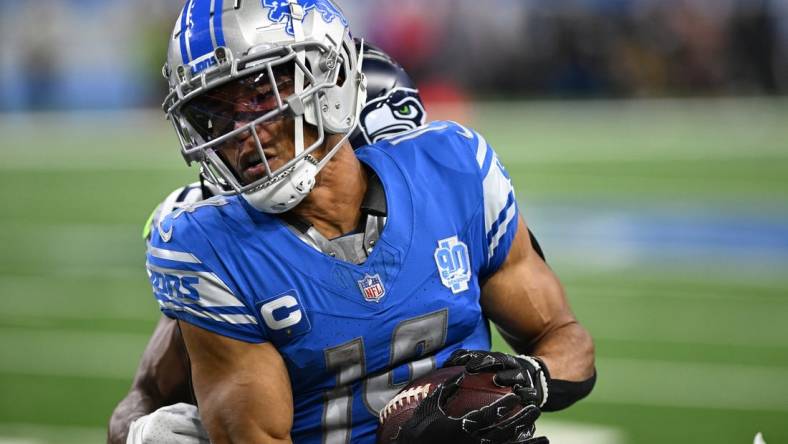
[349,41,427,148]
[163,0,366,213]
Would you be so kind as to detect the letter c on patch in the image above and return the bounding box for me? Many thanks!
[260,295,302,330]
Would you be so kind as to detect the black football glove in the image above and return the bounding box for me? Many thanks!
[444,350,550,409]
[393,372,549,444]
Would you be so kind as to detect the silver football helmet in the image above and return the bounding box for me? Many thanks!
[162,0,366,213]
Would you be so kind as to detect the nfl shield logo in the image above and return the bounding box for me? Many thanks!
[357,274,386,303]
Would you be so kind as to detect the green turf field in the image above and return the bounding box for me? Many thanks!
[1,98,787,443]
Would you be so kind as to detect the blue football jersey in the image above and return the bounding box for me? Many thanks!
[146,121,520,443]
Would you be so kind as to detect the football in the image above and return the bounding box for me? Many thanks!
[377,366,520,443]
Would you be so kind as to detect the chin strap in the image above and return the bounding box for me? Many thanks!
[314,37,367,172]
[289,0,306,159]
[352,39,367,124]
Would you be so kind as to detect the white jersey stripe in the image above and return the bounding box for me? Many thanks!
[488,202,517,260]
[482,156,515,243]
[148,246,202,264]
[453,121,474,140]
[475,132,489,169]
[158,300,258,325]
[147,263,245,308]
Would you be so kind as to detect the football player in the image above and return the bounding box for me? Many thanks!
[139,1,595,443]
[109,42,428,444]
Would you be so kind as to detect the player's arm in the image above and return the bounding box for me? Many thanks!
[179,321,294,444]
[482,216,595,379]
[477,216,596,411]
[109,184,211,444]
[141,194,291,442]
[107,316,193,444]
[443,124,594,411]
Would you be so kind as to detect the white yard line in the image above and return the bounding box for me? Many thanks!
[539,420,625,444]
[0,421,623,444]
[505,149,788,164]
[0,328,149,380]
[3,99,787,169]
[566,284,788,303]
[3,148,786,171]
[0,267,153,323]
[591,331,788,349]
[0,424,105,444]
[592,358,788,413]
[2,325,788,413]
[0,162,183,172]
[0,223,144,279]
[3,144,785,171]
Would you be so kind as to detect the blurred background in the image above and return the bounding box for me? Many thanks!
[1,0,786,443]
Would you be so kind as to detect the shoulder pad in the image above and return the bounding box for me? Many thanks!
[143,182,205,241]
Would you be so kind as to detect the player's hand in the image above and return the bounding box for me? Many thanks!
[126,403,210,444]
[395,372,548,444]
[445,350,550,408]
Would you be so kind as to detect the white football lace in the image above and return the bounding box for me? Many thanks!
[379,384,432,423]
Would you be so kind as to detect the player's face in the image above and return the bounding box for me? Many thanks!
[181,66,318,185]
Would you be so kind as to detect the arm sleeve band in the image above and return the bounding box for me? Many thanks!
[528,228,546,262]
[542,370,597,412]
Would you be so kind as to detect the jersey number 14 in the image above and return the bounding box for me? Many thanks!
[322,309,448,443]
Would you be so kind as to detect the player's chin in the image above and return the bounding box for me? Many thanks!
[242,154,301,185]
[242,161,273,185]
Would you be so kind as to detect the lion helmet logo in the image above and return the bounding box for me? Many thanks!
[261,0,347,35]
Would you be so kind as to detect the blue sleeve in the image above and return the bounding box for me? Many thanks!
[146,203,267,344]
[451,122,520,279]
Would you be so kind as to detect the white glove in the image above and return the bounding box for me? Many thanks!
[127,403,210,444]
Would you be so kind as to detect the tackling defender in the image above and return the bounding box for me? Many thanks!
[139,1,595,443]
[109,42,428,444]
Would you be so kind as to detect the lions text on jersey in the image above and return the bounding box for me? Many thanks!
[146,121,520,443]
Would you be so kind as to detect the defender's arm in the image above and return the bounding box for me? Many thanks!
[481,217,595,406]
[107,316,192,444]
[179,321,294,444]
[110,182,210,443]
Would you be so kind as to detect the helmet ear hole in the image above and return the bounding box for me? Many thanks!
[336,40,353,88]
[336,63,347,88]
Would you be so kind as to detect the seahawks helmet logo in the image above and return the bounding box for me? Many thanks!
[358,87,427,146]
[262,0,347,35]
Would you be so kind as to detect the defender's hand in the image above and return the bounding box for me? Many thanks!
[445,350,550,408]
[126,403,210,444]
[395,373,548,444]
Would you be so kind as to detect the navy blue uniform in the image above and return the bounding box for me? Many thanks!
[146,121,520,443]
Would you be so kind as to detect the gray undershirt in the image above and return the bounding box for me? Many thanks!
[284,214,386,265]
